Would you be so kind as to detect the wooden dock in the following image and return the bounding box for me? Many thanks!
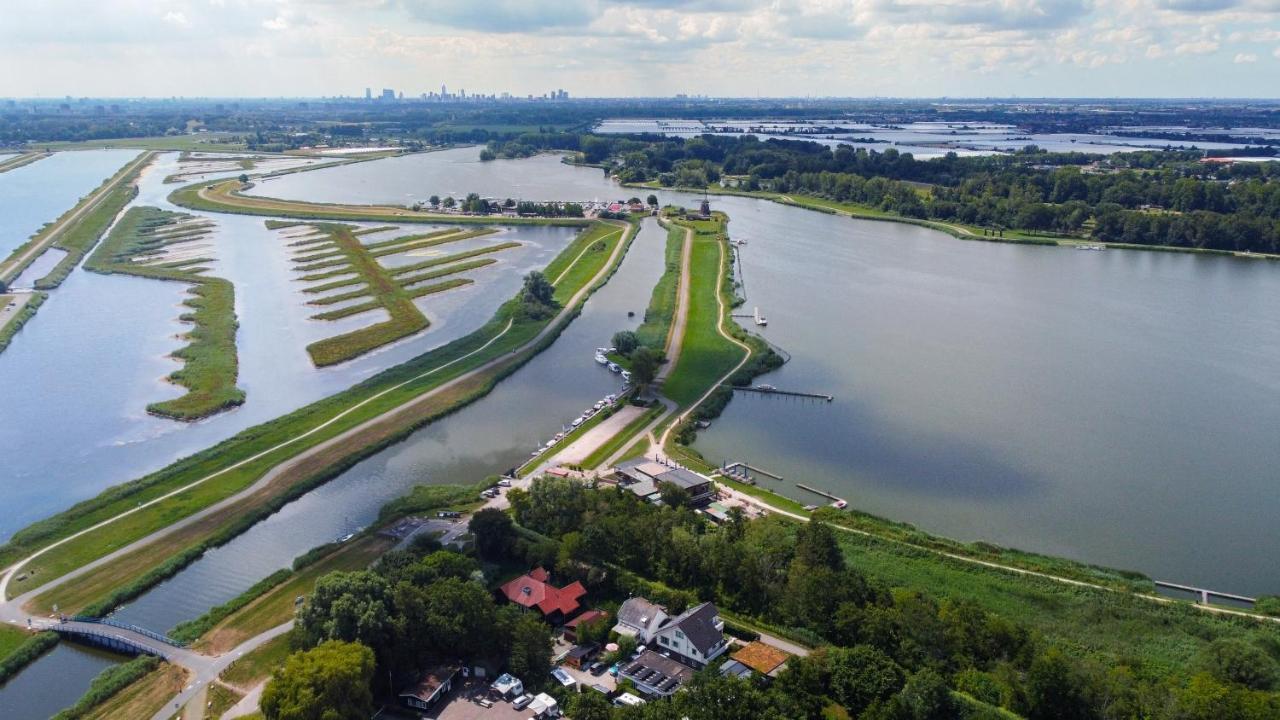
[723,461,784,481]
[732,385,833,401]
[1153,581,1257,606]
[796,483,847,508]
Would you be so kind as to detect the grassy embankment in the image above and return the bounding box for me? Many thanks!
[221,633,291,690]
[579,405,665,470]
[171,177,593,227]
[0,626,58,684]
[660,214,751,406]
[84,206,245,420]
[0,151,50,173]
[0,150,152,288]
[50,655,178,720]
[632,222,684,351]
[0,292,47,354]
[281,222,516,365]
[4,220,631,619]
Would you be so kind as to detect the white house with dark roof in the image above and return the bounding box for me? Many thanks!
[613,597,669,641]
[613,459,716,506]
[649,601,728,669]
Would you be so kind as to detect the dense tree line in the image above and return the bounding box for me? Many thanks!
[501,478,1280,720]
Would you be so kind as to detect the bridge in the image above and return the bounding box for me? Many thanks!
[37,616,195,664]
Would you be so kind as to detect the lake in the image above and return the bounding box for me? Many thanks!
[230,148,1280,595]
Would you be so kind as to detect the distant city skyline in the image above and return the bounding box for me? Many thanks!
[2,1,1278,99]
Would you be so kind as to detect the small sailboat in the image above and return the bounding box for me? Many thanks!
[594,352,608,365]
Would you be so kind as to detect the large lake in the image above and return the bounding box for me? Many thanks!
[232,147,1280,596]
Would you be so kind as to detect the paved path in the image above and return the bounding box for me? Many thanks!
[150,621,294,720]
[0,292,35,337]
[0,151,154,283]
[550,405,644,466]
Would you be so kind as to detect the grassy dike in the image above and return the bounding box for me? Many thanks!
[3,220,633,618]
[84,207,245,420]
[0,151,50,174]
[171,177,593,228]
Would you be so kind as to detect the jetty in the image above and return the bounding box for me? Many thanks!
[723,461,785,482]
[731,384,833,401]
[795,483,847,509]
[1153,581,1257,607]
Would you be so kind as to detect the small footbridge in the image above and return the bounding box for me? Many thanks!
[50,617,187,659]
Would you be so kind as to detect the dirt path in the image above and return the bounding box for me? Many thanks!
[0,292,35,337]
[0,151,154,283]
[656,220,694,383]
[550,405,645,466]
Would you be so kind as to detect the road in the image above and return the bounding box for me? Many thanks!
[0,151,154,284]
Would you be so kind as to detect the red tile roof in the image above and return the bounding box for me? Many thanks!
[565,609,608,629]
[500,569,586,617]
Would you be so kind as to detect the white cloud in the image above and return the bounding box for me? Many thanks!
[1175,39,1221,53]
[1233,51,1258,60]
[162,11,189,28]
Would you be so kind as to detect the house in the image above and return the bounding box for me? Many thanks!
[731,641,791,677]
[499,567,586,622]
[618,650,694,697]
[564,609,608,644]
[399,665,459,711]
[613,597,668,642]
[613,459,716,506]
[648,601,728,669]
[550,667,577,689]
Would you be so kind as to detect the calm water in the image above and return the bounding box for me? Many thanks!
[246,146,622,204]
[214,148,1280,594]
[0,152,577,538]
[691,197,1280,595]
[0,643,122,720]
[0,150,139,257]
[111,218,668,633]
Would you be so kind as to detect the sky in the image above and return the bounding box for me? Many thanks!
[0,0,1278,98]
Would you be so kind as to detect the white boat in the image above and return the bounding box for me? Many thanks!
[593,401,605,410]
[621,370,632,382]
[596,347,610,354]
[571,417,584,427]
[755,384,777,392]
[594,353,608,365]
[608,362,621,373]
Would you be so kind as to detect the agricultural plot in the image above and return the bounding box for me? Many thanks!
[279,221,518,366]
[164,152,329,184]
[85,206,245,420]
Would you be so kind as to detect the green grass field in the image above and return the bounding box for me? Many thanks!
[36,134,248,152]
[220,634,291,690]
[661,216,748,406]
[633,223,683,351]
[85,206,245,420]
[0,625,29,661]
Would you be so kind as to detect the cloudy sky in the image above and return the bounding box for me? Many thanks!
[1,0,1278,98]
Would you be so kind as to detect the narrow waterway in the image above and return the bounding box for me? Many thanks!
[0,152,577,538]
[109,218,668,634]
[0,642,123,720]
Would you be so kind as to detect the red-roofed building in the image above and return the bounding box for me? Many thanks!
[564,609,609,644]
[499,568,587,623]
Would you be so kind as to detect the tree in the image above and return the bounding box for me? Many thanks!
[612,330,639,356]
[793,518,844,571]
[899,669,954,720]
[505,609,552,684]
[1025,647,1095,720]
[261,640,374,720]
[829,645,905,714]
[647,194,659,207]
[1199,638,1280,691]
[629,346,659,389]
[470,507,515,560]
[442,196,456,208]
[566,691,614,720]
[295,571,394,659]
[238,173,249,183]
[428,194,440,206]
[522,271,555,306]
[479,148,496,161]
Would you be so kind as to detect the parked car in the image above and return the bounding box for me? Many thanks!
[436,511,461,519]
[588,661,608,676]
[512,694,533,710]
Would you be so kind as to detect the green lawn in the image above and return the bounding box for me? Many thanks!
[36,134,248,152]
[0,625,29,660]
[220,634,292,689]
[633,223,684,350]
[661,217,748,406]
